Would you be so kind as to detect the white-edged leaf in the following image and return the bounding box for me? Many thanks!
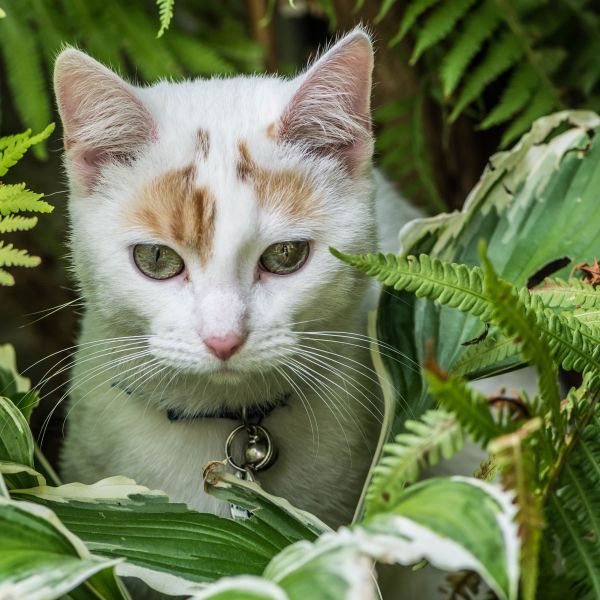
[14,475,311,595]
[0,496,128,600]
[189,575,288,599]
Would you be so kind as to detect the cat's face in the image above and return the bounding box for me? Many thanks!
[55,31,376,386]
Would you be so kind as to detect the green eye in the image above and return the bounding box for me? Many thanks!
[259,241,310,275]
[133,244,184,280]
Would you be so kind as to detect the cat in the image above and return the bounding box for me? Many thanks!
[54,29,422,529]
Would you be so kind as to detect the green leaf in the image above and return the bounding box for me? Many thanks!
[449,30,524,122]
[0,5,51,158]
[441,0,502,97]
[410,0,477,65]
[0,396,41,490]
[500,87,559,147]
[365,409,464,516]
[15,475,314,595]
[425,368,505,444]
[480,242,562,426]
[0,496,128,600]
[156,0,174,38]
[534,278,600,310]
[479,63,536,129]
[389,0,439,44]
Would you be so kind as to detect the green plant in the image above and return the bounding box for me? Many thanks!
[0,125,54,286]
[331,110,600,599]
[0,0,262,158]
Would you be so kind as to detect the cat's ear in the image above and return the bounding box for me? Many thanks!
[279,29,374,174]
[54,48,155,190]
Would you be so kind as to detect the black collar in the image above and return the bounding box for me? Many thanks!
[165,392,292,423]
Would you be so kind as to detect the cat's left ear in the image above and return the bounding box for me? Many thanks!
[54,48,155,191]
[279,29,374,174]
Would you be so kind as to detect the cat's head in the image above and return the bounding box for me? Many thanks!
[54,30,377,388]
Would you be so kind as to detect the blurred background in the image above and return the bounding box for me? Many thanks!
[1,0,599,464]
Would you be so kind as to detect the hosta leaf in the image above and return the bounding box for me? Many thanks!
[0,497,128,600]
[14,475,315,596]
[0,396,40,489]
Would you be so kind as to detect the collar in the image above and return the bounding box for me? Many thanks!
[110,376,292,423]
[166,391,292,423]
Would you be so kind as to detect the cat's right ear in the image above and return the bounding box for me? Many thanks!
[54,48,155,190]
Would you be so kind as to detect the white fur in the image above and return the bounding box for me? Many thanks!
[56,31,419,528]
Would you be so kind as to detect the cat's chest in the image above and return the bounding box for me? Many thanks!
[63,385,373,525]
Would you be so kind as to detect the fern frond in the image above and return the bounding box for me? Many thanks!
[0,269,14,286]
[0,215,38,234]
[500,86,558,147]
[452,333,520,378]
[410,0,477,65]
[0,184,52,216]
[0,242,40,268]
[481,244,562,426]
[449,30,524,122]
[549,491,600,599]
[365,409,464,517]
[425,367,505,444]
[489,419,544,600]
[334,248,600,381]
[534,278,600,310]
[0,124,55,177]
[389,0,439,44]
[330,249,492,321]
[440,0,502,97]
[479,63,535,129]
[0,5,51,159]
[156,0,175,38]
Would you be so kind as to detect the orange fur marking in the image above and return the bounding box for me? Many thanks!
[236,141,316,219]
[129,165,216,263]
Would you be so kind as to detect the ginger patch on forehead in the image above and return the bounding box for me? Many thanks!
[128,165,216,263]
[236,140,316,219]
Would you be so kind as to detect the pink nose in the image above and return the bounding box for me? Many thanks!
[203,334,245,360]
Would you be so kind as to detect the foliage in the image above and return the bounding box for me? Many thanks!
[0,0,262,157]
[335,236,600,598]
[0,350,519,598]
[0,125,54,286]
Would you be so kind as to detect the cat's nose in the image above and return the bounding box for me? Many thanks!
[203,334,246,360]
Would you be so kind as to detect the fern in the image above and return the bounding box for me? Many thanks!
[440,0,502,97]
[449,30,524,122]
[533,278,600,311]
[410,0,477,64]
[425,367,505,444]
[386,0,439,41]
[480,244,562,427]
[452,333,519,378]
[489,419,544,600]
[335,249,600,379]
[0,127,54,286]
[365,409,464,517]
[0,4,50,159]
[374,94,446,212]
[330,250,492,321]
[156,0,175,38]
[500,86,558,147]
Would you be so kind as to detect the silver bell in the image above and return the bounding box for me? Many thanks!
[244,425,276,471]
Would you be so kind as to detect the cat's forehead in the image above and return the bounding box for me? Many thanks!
[139,76,295,140]
[125,126,317,264]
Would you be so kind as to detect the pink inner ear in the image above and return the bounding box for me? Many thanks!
[55,49,155,191]
[279,31,374,173]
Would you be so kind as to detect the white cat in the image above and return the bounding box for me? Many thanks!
[54,29,421,528]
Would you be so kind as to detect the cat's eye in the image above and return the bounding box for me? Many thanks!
[133,244,184,280]
[259,241,310,275]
